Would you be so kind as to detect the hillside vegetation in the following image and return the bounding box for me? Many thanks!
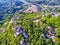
[0,12,60,45]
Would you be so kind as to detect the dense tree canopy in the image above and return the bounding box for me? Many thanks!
[0,12,60,45]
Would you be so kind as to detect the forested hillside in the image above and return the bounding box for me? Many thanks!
[0,12,60,45]
[0,0,60,45]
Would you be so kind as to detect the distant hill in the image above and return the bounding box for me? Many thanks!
[0,0,23,20]
[0,0,60,21]
[25,0,60,5]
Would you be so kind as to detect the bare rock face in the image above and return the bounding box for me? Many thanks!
[46,26,56,40]
[42,33,46,40]
[20,37,28,45]
[14,26,29,38]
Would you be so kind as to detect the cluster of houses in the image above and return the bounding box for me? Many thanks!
[24,4,40,13]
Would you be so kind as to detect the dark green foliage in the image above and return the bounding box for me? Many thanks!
[0,13,60,45]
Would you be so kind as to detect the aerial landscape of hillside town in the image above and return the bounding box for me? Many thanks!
[0,0,60,45]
